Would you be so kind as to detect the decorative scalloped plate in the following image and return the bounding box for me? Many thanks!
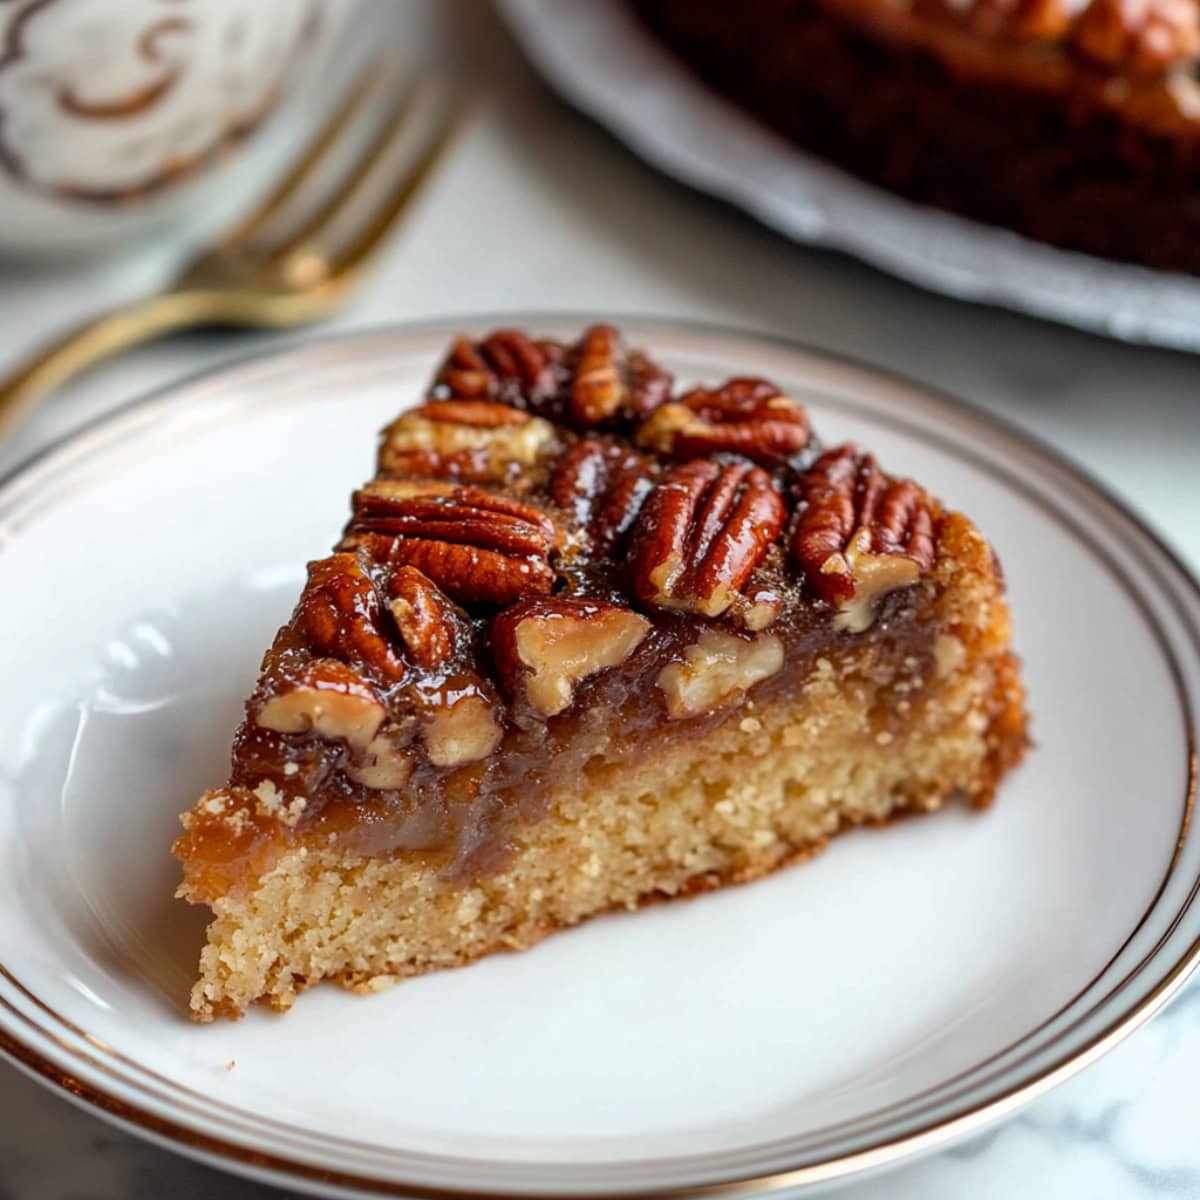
[1,317,1198,1198]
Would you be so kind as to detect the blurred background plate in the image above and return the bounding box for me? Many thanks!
[498,0,1200,355]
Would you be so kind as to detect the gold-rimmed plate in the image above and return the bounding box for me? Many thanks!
[1,317,1198,1198]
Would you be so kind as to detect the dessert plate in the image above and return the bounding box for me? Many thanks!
[1,316,1198,1198]
[498,0,1200,355]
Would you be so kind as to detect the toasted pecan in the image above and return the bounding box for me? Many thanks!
[629,459,786,617]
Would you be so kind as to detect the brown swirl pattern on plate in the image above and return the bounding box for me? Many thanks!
[0,0,321,203]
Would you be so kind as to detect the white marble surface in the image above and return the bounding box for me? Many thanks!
[1,2,1199,1197]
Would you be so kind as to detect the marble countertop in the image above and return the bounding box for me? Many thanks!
[2,2,1199,1197]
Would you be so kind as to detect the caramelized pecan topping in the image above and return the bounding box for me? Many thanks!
[341,479,560,606]
[566,323,672,429]
[493,596,651,716]
[656,629,783,719]
[386,565,466,671]
[1073,0,1200,71]
[257,659,386,750]
[421,692,502,767]
[227,328,961,817]
[347,723,418,790]
[549,436,657,554]
[629,459,786,617]
[296,554,405,681]
[791,446,936,632]
[386,567,503,765]
[433,330,565,407]
[379,400,558,484]
[636,377,812,468]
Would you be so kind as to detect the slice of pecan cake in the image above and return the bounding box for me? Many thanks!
[174,325,1027,1020]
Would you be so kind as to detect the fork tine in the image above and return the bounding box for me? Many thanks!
[264,73,431,261]
[223,61,395,248]
[325,93,466,278]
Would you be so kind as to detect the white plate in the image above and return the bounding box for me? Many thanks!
[498,0,1200,355]
[1,317,1198,1198]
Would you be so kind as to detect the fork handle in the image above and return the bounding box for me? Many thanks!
[0,289,224,443]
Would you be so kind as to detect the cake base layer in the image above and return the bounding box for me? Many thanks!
[184,512,1025,1020]
[634,0,1200,274]
[188,637,1023,1019]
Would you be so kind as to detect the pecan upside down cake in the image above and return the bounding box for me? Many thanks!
[175,325,1027,1020]
[634,0,1200,273]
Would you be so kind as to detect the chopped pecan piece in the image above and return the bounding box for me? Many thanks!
[347,724,417,790]
[548,437,657,554]
[656,629,783,719]
[629,459,786,617]
[422,692,503,766]
[433,330,564,408]
[256,659,386,750]
[1073,0,1199,71]
[379,400,558,484]
[493,597,651,716]
[296,553,405,680]
[739,585,784,632]
[566,324,673,429]
[342,479,560,606]
[636,377,812,468]
[791,446,937,633]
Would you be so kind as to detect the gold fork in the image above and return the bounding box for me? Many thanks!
[0,60,461,441]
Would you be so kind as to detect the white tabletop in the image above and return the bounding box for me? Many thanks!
[2,3,1199,1197]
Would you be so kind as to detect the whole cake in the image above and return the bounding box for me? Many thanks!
[633,0,1200,273]
[174,325,1027,1020]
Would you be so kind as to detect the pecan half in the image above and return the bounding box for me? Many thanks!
[256,659,386,750]
[384,567,503,764]
[566,324,672,429]
[433,330,564,408]
[379,400,558,484]
[342,479,560,606]
[386,565,467,670]
[628,459,786,617]
[492,596,650,716]
[636,377,812,468]
[548,437,657,554]
[1073,0,1199,71]
[791,446,936,633]
[296,553,405,680]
